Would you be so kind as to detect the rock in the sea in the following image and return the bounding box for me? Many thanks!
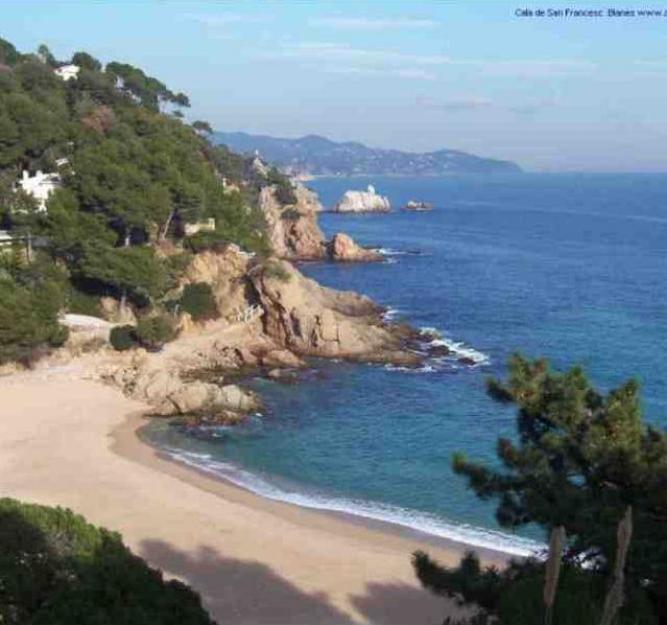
[328,233,383,262]
[334,185,390,213]
[403,200,432,211]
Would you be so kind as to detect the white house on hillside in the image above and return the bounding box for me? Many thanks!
[18,170,61,212]
[54,64,80,81]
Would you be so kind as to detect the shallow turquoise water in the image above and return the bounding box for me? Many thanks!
[145,173,667,554]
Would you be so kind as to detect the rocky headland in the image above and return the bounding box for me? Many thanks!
[259,182,383,261]
[334,184,391,213]
[91,241,425,425]
[22,183,424,426]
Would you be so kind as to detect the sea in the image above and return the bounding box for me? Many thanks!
[144,173,667,557]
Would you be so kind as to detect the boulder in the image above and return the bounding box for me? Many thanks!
[328,233,383,262]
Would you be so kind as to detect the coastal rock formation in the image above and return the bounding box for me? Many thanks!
[249,258,419,365]
[94,244,424,419]
[334,185,391,213]
[259,184,327,260]
[328,233,383,262]
[259,183,382,263]
[98,351,261,418]
[181,246,251,320]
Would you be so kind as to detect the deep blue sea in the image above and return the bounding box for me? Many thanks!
[145,174,667,555]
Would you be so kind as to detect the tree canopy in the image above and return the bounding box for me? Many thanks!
[0,497,214,625]
[0,38,291,361]
[414,354,667,623]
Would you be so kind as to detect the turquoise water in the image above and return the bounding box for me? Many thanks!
[145,173,667,555]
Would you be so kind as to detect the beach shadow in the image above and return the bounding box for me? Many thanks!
[350,581,452,625]
[140,538,356,625]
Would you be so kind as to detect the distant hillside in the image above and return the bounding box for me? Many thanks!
[214,131,522,176]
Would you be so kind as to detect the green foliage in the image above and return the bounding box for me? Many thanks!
[71,51,102,71]
[0,255,69,364]
[177,282,218,321]
[0,497,214,625]
[266,167,297,205]
[68,288,102,317]
[73,244,168,307]
[0,37,273,364]
[416,354,666,623]
[456,356,667,584]
[192,120,213,134]
[105,61,190,111]
[135,314,177,350]
[37,43,58,67]
[0,37,21,66]
[109,324,137,351]
[413,551,656,625]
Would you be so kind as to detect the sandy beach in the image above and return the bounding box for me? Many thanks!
[0,365,506,625]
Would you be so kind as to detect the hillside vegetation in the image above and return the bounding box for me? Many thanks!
[0,498,214,625]
[0,38,292,364]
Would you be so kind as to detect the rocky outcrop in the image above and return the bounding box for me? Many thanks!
[328,233,383,262]
[98,351,260,417]
[181,245,252,320]
[259,184,327,260]
[334,185,391,213]
[259,184,385,263]
[249,258,419,365]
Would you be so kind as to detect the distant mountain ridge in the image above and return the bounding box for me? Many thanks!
[213,131,522,176]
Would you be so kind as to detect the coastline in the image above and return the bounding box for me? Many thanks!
[0,367,509,625]
[127,414,517,563]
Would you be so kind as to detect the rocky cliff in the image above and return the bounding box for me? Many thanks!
[96,246,421,421]
[334,185,391,213]
[259,183,382,261]
[249,258,417,364]
[259,183,327,260]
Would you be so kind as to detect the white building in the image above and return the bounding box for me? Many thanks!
[18,170,61,212]
[54,64,80,81]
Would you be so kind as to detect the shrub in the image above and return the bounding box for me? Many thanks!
[178,283,218,321]
[68,288,102,317]
[135,315,176,350]
[0,277,69,365]
[185,231,230,254]
[274,182,297,206]
[109,324,138,351]
[0,497,214,625]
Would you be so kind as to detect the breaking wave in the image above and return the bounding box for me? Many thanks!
[161,446,544,558]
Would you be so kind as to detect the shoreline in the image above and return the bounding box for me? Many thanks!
[135,417,534,558]
[126,414,521,563]
[0,369,503,624]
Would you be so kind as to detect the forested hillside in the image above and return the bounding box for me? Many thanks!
[0,38,290,364]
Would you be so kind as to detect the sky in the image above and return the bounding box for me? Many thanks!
[2,0,667,172]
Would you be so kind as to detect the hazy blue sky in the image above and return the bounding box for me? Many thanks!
[3,1,667,171]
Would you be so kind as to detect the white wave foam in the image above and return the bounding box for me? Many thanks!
[384,364,436,374]
[374,247,422,257]
[382,307,402,321]
[162,446,543,558]
[421,328,490,366]
[374,247,407,256]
